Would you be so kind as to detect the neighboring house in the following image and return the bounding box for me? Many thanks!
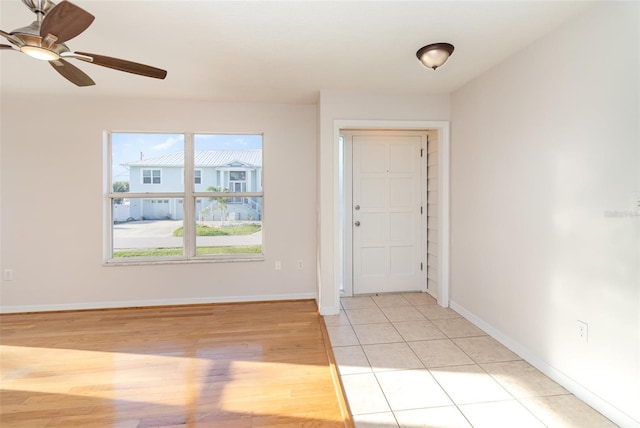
[120,150,262,221]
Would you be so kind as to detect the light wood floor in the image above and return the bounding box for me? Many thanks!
[0,300,352,428]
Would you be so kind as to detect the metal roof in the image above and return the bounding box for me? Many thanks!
[124,150,262,167]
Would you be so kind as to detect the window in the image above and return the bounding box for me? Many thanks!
[228,170,247,203]
[229,171,246,181]
[107,133,263,263]
[142,169,161,184]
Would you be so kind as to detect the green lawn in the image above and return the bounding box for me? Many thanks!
[114,245,262,258]
[173,223,261,237]
[197,245,262,256]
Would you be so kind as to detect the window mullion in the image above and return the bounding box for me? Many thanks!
[183,133,195,258]
[104,132,114,262]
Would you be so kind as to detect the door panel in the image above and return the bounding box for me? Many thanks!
[361,178,386,208]
[389,178,414,207]
[352,133,424,294]
[389,143,414,172]
[390,212,413,241]
[360,212,387,242]
[360,143,387,172]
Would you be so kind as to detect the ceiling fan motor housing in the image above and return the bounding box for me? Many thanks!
[11,21,70,56]
[22,0,58,17]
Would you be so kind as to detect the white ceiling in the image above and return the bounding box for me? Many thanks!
[0,0,596,104]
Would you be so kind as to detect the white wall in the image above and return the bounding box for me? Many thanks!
[317,90,450,315]
[0,95,317,311]
[450,2,639,426]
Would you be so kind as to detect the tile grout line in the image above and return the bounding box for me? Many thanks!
[409,297,556,428]
[478,372,552,428]
[341,294,536,427]
[342,295,473,426]
[343,297,398,422]
[336,295,617,427]
[404,296,495,428]
[405,296,563,428]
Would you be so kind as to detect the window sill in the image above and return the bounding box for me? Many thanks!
[104,256,265,267]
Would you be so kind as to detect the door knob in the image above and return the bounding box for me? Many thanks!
[354,221,361,227]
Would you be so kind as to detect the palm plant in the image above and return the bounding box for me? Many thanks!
[206,186,229,222]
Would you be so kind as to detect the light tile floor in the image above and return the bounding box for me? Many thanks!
[324,293,618,428]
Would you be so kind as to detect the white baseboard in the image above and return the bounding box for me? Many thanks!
[450,300,640,428]
[0,293,318,314]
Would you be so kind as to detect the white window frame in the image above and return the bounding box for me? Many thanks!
[142,168,162,185]
[104,132,264,265]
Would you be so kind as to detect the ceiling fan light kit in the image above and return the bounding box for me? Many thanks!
[416,42,455,70]
[20,45,58,60]
[1,0,167,86]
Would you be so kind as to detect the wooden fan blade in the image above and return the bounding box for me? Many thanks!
[1,44,15,50]
[75,51,167,80]
[40,1,95,44]
[49,58,95,87]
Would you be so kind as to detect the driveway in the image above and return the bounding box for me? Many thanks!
[113,220,179,237]
[113,220,260,249]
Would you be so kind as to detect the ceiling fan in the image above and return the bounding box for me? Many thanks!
[0,0,167,86]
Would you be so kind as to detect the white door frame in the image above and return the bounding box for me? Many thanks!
[333,120,450,308]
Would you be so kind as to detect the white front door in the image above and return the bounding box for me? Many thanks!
[351,132,425,294]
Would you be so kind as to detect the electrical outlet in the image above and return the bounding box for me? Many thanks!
[275,261,281,271]
[577,320,588,342]
[3,269,13,281]
[297,260,303,269]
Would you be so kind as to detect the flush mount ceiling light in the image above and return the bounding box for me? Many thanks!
[416,42,455,70]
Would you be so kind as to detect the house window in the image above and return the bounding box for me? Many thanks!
[107,132,263,263]
[229,170,247,203]
[229,171,246,182]
[142,169,161,184]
